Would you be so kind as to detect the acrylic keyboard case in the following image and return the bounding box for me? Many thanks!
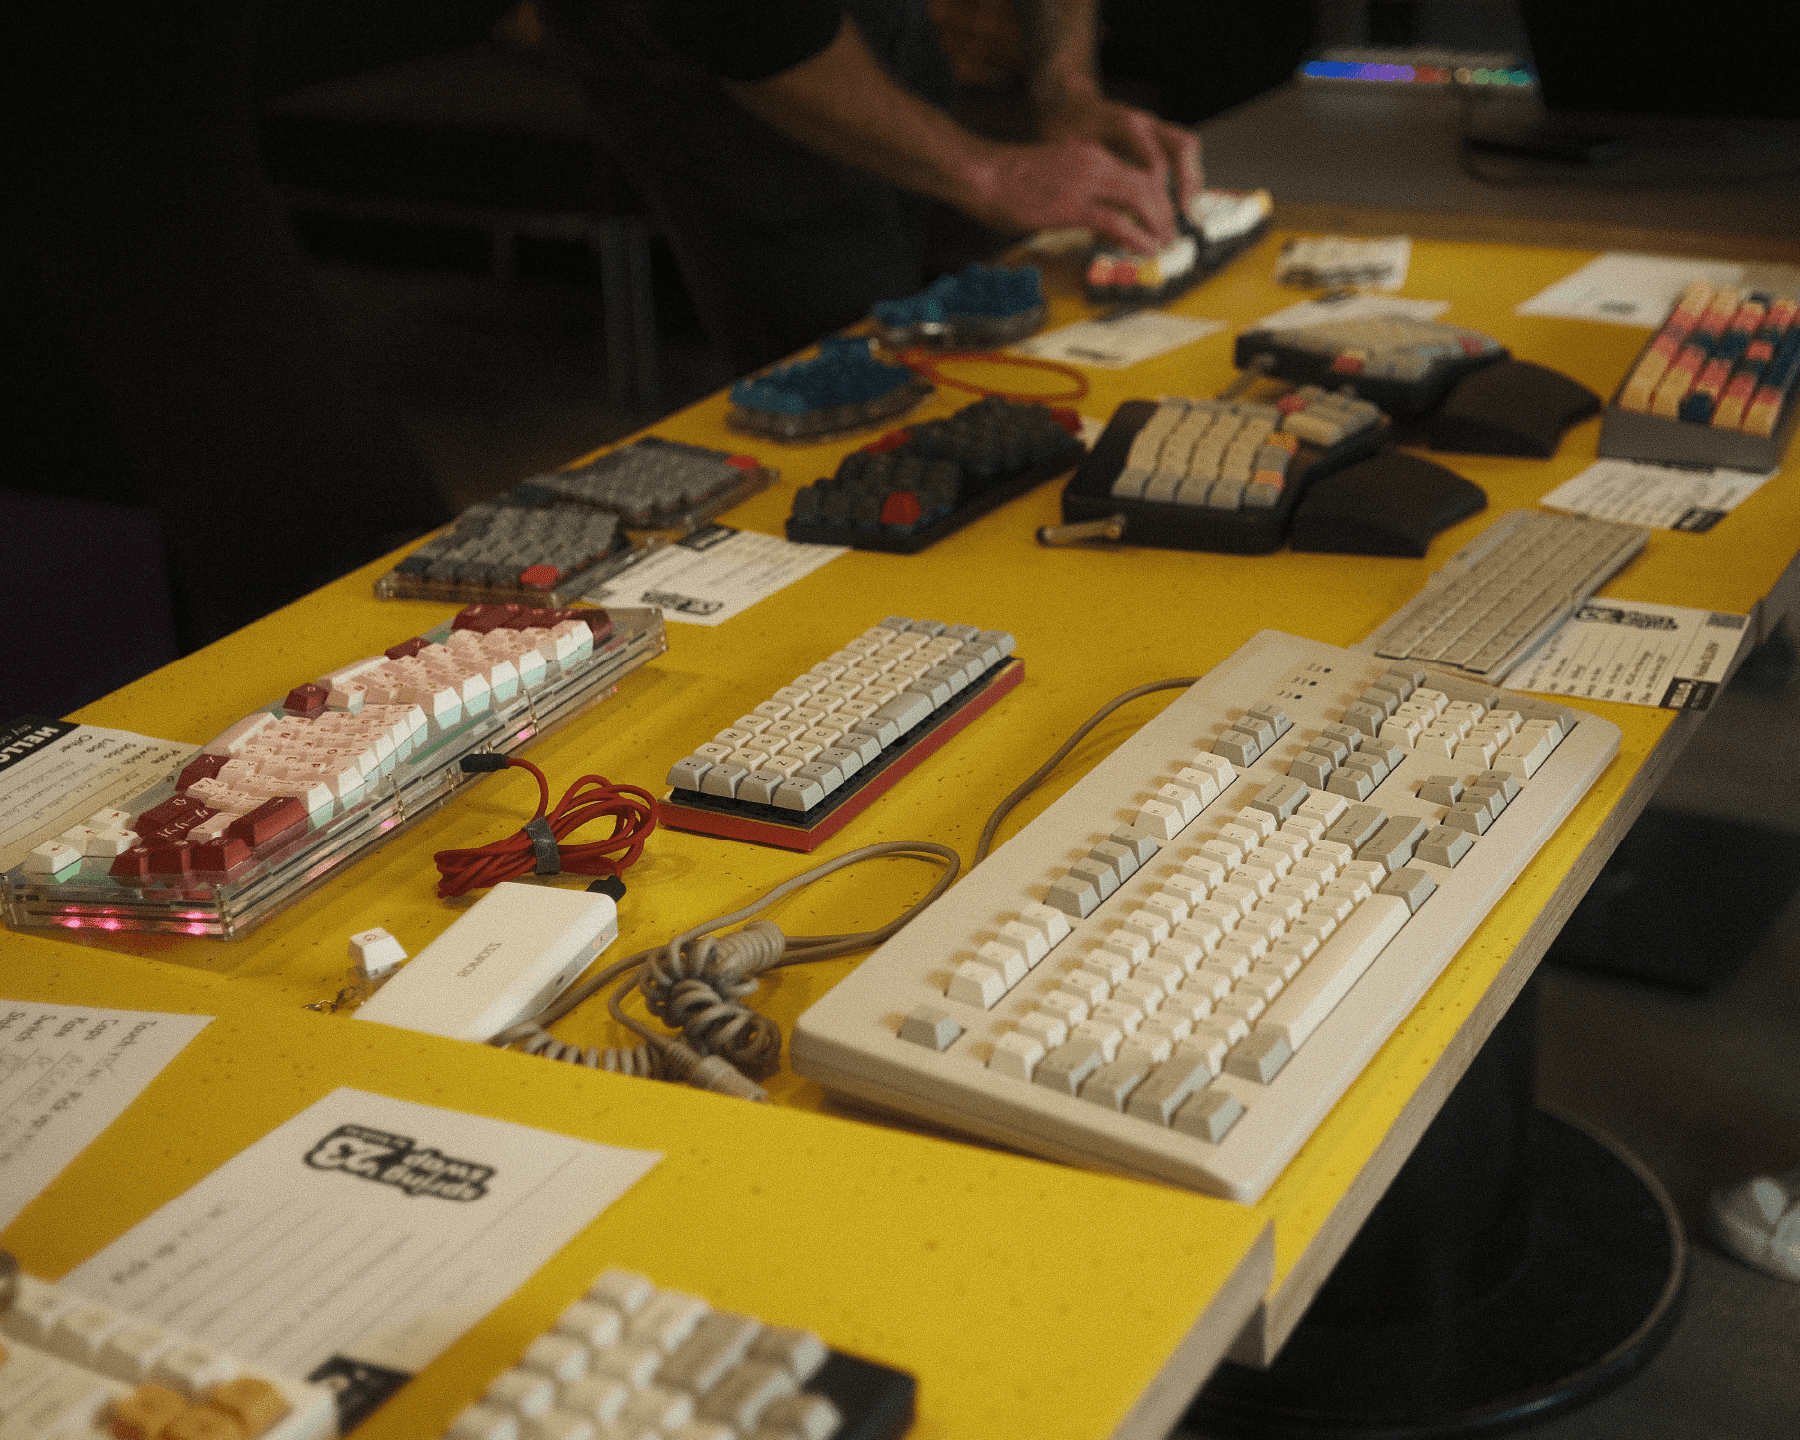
[791,629,1620,1204]
[1059,398,1387,554]
[3,608,666,939]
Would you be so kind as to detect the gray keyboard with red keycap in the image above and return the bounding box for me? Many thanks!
[5,604,665,938]
[1233,316,1508,417]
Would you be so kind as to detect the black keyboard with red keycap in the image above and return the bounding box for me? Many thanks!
[3,603,667,939]
[783,397,1085,555]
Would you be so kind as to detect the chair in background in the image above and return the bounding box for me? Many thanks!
[259,43,661,410]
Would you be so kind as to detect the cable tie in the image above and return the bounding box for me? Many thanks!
[523,816,562,875]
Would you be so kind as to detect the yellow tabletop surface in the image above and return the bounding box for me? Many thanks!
[5,227,1799,1426]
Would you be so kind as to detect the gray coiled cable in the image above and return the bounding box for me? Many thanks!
[491,840,961,1100]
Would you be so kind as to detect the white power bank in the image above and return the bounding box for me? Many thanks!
[353,882,618,1041]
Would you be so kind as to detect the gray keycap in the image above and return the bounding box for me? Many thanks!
[1250,778,1308,822]
[909,619,947,637]
[818,746,863,779]
[1442,802,1490,836]
[1417,825,1473,867]
[660,1312,761,1394]
[1125,1053,1214,1124]
[1225,1030,1292,1084]
[759,1392,840,1440]
[1472,770,1522,802]
[905,674,952,708]
[794,760,844,794]
[1235,714,1277,749]
[1466,782,1508,817]
[877,693,933,731]
[1343,701,1385,737]
[737,771,784,806]
[1417,776,1463,807]
[749,1328,828,1383]
[1321,722,1363,752]
[1244,480,1281,507]
[1047,875,1101,918]
[1110,825,1161,865]
[1325,767,1375,801]
[1080,1059,1150,1110]
[1069,856,1120,900]
[773,776,825,811]
[899,1004,962,1050]
[1367,737,1408,770]
[1431,674,1500,709]
[1342,752,1388,785]
[698,1361,795,1430]
[1172,1086,1244,1142]
[1379,865,1439,913]
[1360,685,1401,717]
[1507,695,1578,733]
[850,714,901,748]
[1213,730,1260,766]
[1290,753,1333,790]
[1360,815,1428,873]
[1089,840,1138,884]
[1309,734,1350,765]
[1380,666,1424,696]
[1326,803,1387,849]
[1034,1039,1106,1095]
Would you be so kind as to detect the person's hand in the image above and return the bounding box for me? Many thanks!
[1039,90,1204,220]
[962,134,1180,254]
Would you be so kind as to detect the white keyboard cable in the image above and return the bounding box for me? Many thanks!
[490,840,962,1100]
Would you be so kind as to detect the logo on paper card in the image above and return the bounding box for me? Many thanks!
[304,1123,494,1201]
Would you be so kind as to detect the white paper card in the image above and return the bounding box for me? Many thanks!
[0,1002,212,1230]
[585,525,844,626]
[1273,235,1412,291]
[1511,603,1749,710]
[1514,253,1746,327]
[1250,294,1449,331]
[1539,459,1776,532]
[1014,312,1223,369]
[65,1087,660,1383]
[0,719,194,874]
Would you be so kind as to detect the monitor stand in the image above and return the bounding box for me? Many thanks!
[1183,981,1685,1438]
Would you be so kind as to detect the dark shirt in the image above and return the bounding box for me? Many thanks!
[643,0,845,82]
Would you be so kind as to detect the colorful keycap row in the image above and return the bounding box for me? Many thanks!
[1083,189,1271,303]
[1618,281,1799,435]
[24,606,608,885]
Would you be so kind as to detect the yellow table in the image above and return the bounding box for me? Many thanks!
[5,226,1800,1427]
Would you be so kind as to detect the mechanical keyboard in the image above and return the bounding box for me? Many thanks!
[1057,390,1387,554]
[784,397,1085,555]
[791,630,1619,1203]
[4,604,665,938]
[0,1257,335,1440]
[1360,508,1650,681]
[1233,316,1507,417]
[728,338,933,445]
[444,1267,912,1440]
[662,616,1021,852]
[1083,188,1272,308]
[377,440,775,607]
[870,262,1045,350]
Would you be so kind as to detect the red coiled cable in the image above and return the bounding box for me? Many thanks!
[433,757,658,898]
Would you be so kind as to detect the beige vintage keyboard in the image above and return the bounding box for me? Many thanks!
[1360,508,1649,680]
[791,630,1619,1203]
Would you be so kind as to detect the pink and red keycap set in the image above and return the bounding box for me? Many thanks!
[5,604,666,937]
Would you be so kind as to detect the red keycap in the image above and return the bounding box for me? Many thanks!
[227,798,307,848]
[386,637,429,661]
[284,683,328,718]
[1050,407,1082,435]
[1330,353,1365,374]
[577,610,613,644]
[880,491,924,526]
[110,847,153,880]
[865,429,913,453]
[190,837,252,872]
[147,843,192,875]
[1276,393,1308,414]
[726,454,760,471]
[177,753,232,791]
[519,565,561,590]
[137,794,215,832]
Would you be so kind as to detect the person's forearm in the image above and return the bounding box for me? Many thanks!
[1014,0,1106,115]
[725,18,1000,214]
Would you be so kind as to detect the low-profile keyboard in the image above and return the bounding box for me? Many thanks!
[791,630,1619,1203]
[1360,508,1650,681]
[445,1267,912,1440]
[0,1258,335,1440]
